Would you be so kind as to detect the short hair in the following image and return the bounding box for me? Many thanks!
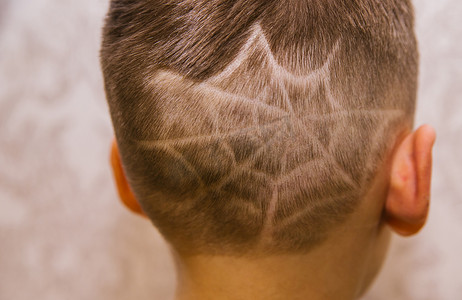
[100,0,418,255]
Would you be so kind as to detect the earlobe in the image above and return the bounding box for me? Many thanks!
[110,139,147,217]
[384,125,436,236]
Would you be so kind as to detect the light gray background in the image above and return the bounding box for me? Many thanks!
[0,0,460,299]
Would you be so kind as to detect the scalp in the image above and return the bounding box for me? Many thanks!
[101,0,418,255]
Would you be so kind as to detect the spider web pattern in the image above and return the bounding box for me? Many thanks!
[136,23,405,253]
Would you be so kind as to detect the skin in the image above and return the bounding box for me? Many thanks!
[110,124,436,300]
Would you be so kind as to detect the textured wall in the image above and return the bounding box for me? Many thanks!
[0,0,460,299]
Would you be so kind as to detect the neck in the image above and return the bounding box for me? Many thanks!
[173,225,390,300]
[175,256,354,300]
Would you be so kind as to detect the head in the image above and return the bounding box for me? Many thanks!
[101,0,435,297]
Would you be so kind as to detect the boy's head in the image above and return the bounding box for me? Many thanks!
[101,0,435,297]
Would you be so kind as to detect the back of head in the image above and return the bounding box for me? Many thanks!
[101,0,418,255]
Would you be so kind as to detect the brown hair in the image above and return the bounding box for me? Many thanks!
[101,0,418,255]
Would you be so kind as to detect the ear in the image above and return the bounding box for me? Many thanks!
[384,125,436,236]
[110,139,147,217]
